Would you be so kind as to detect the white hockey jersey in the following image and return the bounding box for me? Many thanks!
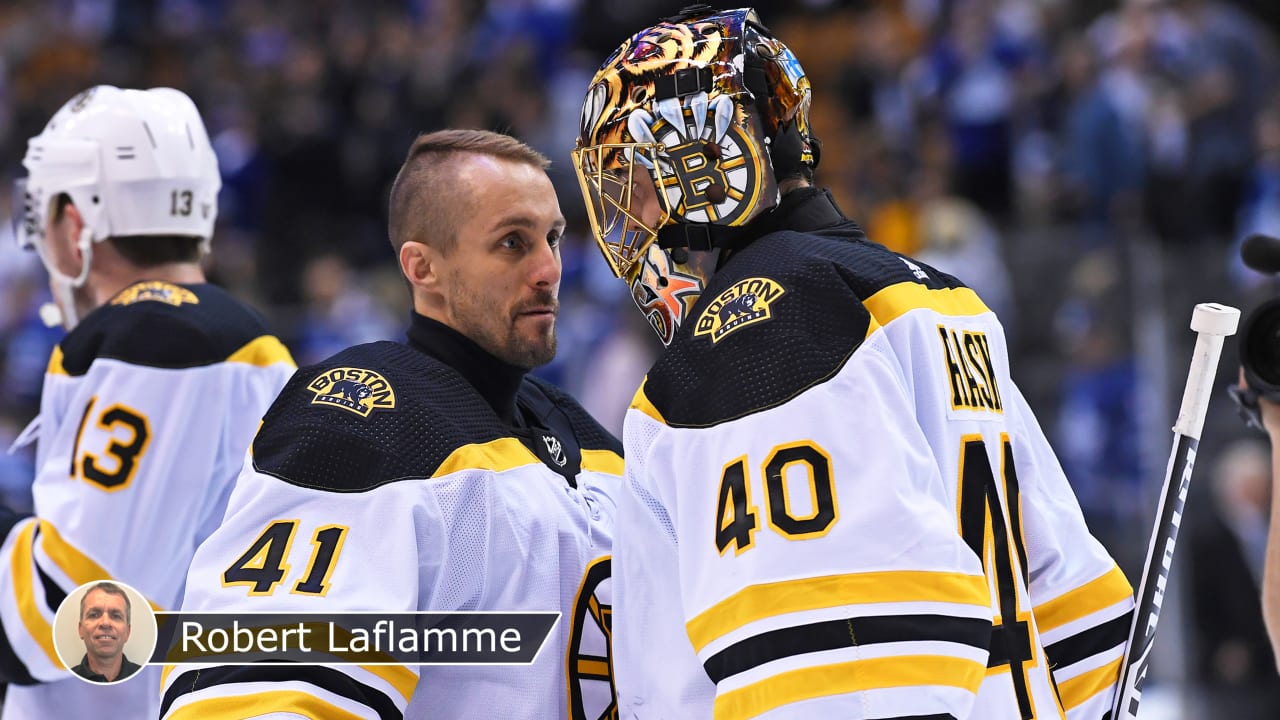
[0,281,295,719]
[612,190,1134,720]
[160,335,621,720]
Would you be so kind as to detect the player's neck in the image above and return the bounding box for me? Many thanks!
[86,652,124,680]
[90,261,206,306]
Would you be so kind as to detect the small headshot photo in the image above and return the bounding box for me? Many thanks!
[54,580,157,684]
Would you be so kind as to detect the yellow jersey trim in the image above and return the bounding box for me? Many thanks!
[46,346,67,376]
[165,690,373,720]
[1057,656,1123,711]
[1034,565,1133,634]
[713,654,986,720]
[862,282,991,337]
[686,570,990,653]
[39,520,164,612]
[11,521,62,669]
[628,379,667,425]
[433,437,540,477]
[226,335,296,368]
[581,449,624,476]
[359,663,418,703]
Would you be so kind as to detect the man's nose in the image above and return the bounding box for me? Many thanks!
[528,238,561,288]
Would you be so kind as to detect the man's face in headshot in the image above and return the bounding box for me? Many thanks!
[78,588,130,662]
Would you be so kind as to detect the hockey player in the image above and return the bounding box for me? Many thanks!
[0,86,296,718]
[571,7,1135,719]
[160,129,621,719]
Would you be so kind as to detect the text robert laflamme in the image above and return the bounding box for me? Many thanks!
[180,619,524,655]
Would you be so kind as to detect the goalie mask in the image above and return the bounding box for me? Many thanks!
[571,5,818,344]
[15,85,221,328]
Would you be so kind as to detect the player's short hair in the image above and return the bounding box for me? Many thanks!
[54,193,202,266]
[387,129,550,254]
[79,581,131,625]
[108,236,203,266]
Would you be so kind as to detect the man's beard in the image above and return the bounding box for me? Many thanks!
[452,283,558,369]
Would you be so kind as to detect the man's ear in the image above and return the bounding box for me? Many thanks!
[399,241,439,290]
[60,201,88,262]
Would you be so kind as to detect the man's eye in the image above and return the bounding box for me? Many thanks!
[547,232,562,249]
[500,234,523,250]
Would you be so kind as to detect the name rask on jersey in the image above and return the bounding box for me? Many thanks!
[937,325,1003,413]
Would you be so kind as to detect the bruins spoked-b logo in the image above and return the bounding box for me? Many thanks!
[307,367,395,417]
[567,557,615,720]
[694,277,786,343]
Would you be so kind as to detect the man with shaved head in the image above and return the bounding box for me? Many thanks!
[164,129,622,719]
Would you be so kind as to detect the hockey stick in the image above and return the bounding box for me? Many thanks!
[1109,302,1239,719]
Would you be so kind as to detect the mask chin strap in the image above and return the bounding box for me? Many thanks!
[655,215,772,267]
[34,225,96,330]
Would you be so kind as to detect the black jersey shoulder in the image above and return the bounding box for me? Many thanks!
[642,226,972,428]
[520,375,623,457]
[251,343,612,493]
[58,282,277,376]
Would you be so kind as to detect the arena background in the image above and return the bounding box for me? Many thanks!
[2,0,1280,715]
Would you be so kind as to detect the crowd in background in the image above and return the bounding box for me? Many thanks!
[2,0,1280,714]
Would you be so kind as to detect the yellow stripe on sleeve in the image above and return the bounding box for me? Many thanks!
[432,437,540,477]
[1057,656,1123,711]
[166,690,372,720]
[686,570,990,653]
[358,663,418,704]
[581,449,623,476]
[37,520,110,587]
[862,282,992,327]
[10,521,62,668]
[38,521,163,612]
[628,379,667,425]
[713,654,985,720]
[226,335,296,368]
[1034,566,1133,634]
[47,346,67,376]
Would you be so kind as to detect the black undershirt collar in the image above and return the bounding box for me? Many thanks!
[716,187,857,270]
[405,312,526,424]
[753,186,850,236]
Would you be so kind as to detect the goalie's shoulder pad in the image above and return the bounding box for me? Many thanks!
[643,230,975,428]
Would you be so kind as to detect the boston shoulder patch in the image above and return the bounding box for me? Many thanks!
[110,281,199,307]
[693,277,786,343]
[307,367,396,417]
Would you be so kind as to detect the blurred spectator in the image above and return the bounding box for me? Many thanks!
[1055,32,1147,244]
[912,0,1036,220]
[912,164,1016,326]
[293,253,400,365]
[1187,437,1280,718]
[1232,102,1280,290]
[1053,251,1144,576]
[1176,0,1279,240]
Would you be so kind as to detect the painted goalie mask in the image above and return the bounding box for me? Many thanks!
[571,6,818,344]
